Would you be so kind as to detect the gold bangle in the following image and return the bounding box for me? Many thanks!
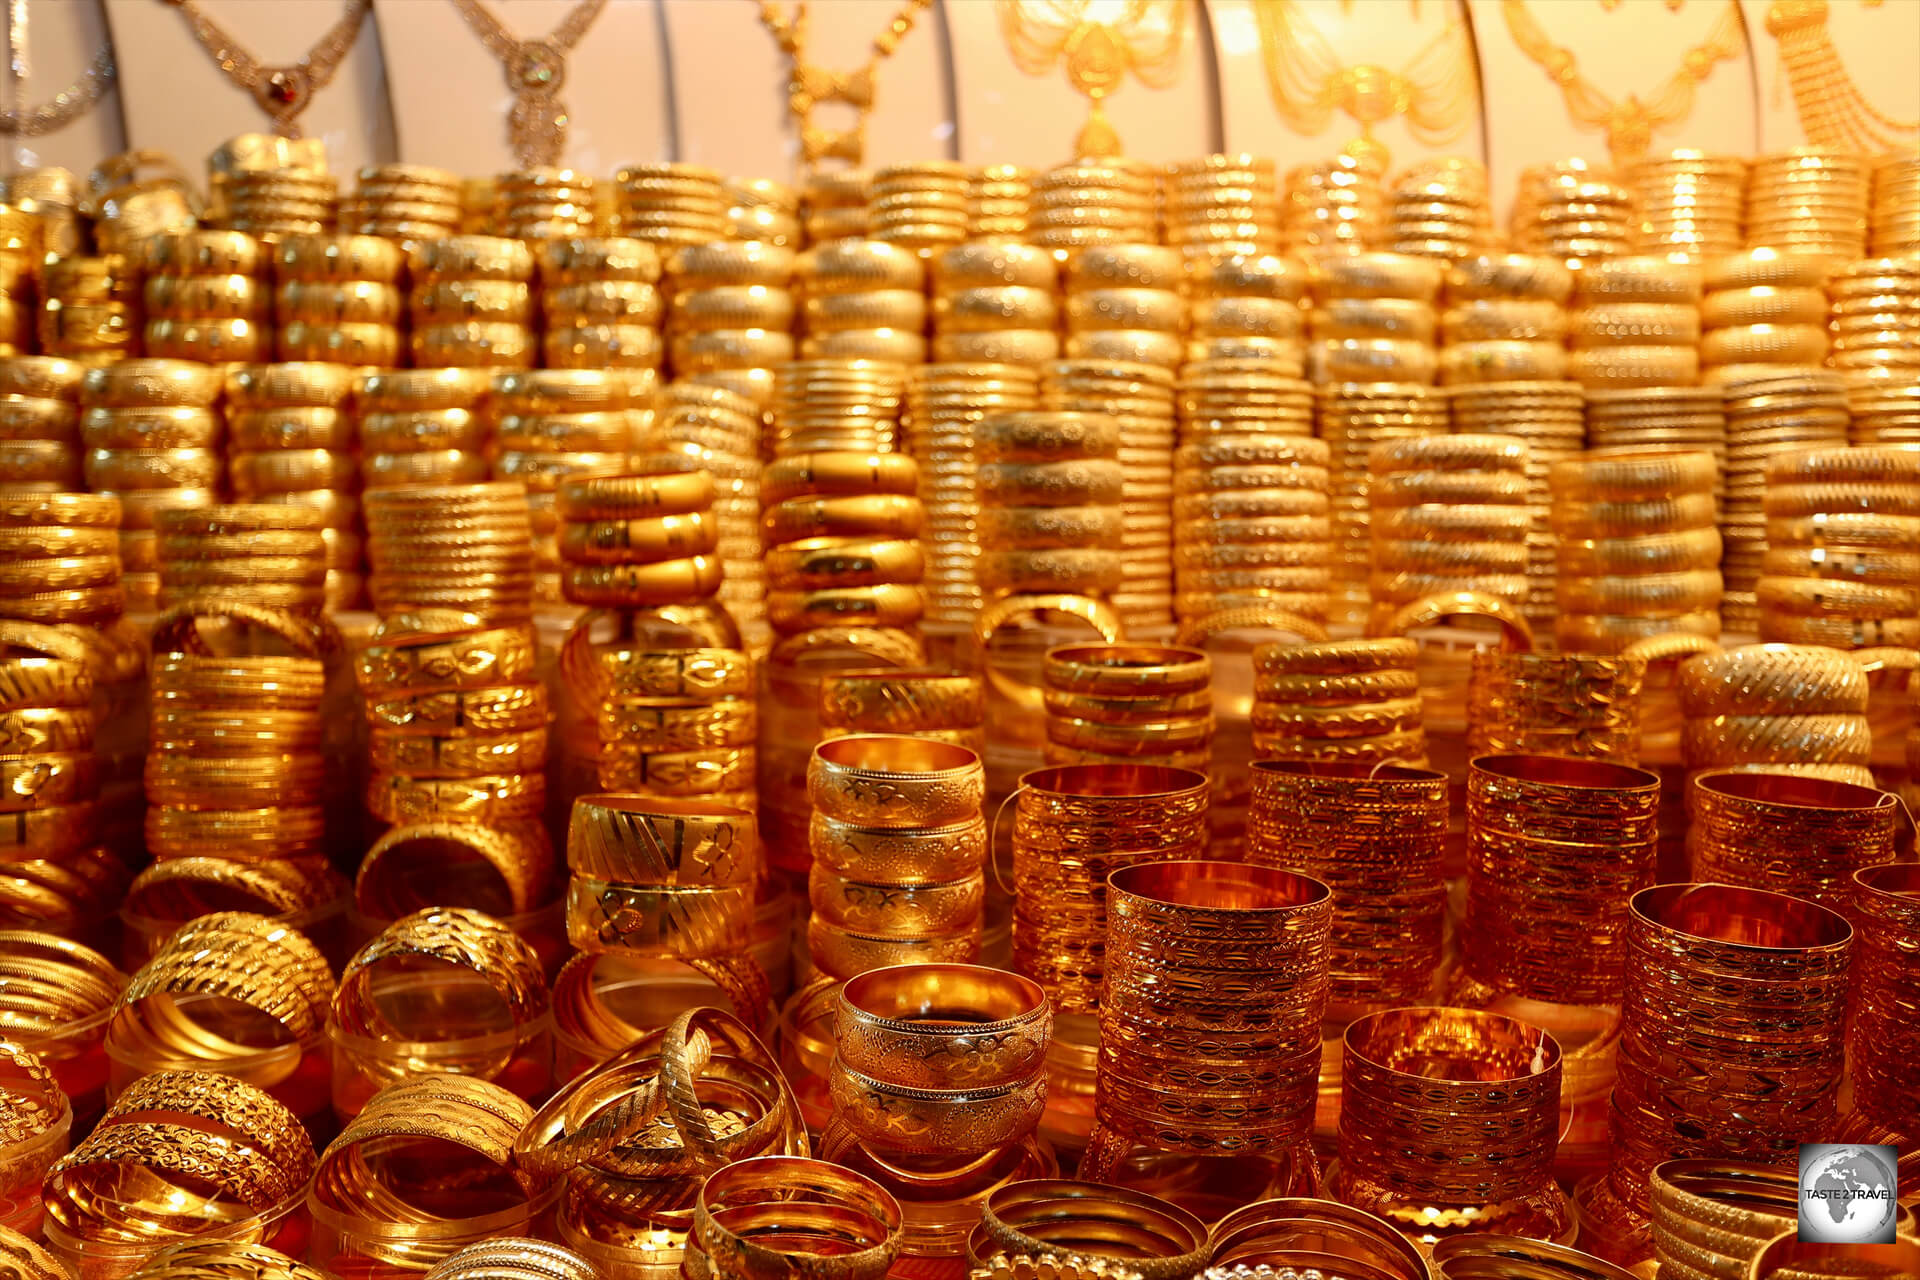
[313,1074,534,1212]
[144,805,326,862]
[122,856,341,921]
[808,866,985,937]
[835,963,1050,1090]
[693,1156,902,1280]
[1369,590,1534,651]
[819,668,984,734]
[559,513,719,565]
[767,584,924,632]
[149,706,323,754]
[593,647,754,701]
[356,821,553,918]
[808,735,985,830]
[827,1055,1045,1157]
[365,683,549,738]
[762,452,919,505]
[144,752,325,809]
[78,358,222,409]
[557,471,713,521]
[564,874,756,960]
[365,772,547,828]
[334,906,549,1040]
[0,706,93,754]
[151,653,325,708]
[596,744,754,798]
[115,910,335,1044]
[975,1181,1209,1280]
[810,813,988,887]
[565,794,757,887]
[764,538,924,591]
[599,697,756,754]
[367,726,550,777]
[356,622,539,697]
[762,494,925,546]
[80,404,221,449]
[0,657,93,710]
[226,406,353,451]
[564,558,725,608]
[137,1240,336,1280]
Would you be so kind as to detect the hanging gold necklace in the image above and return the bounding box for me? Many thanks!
[753,0,934,172]
[1500,0,1745,165]
[996,0,1190,159]
[1253,0,1477,175]
[0,0,114,138]
[163,0,370,139]
[451,0,610,168]
[1765,0,1918,154]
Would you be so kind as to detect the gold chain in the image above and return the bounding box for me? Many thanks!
[451,0,611,169]
[1252,0,1477,174]
[162,0,371,140]
[995,0,1190,159]
[1765,0,1918,153]
[1500,0,1745,165]
[753,0,934,173]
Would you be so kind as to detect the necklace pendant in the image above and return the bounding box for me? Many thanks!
[511,38,568,93]
[254,66,311,137]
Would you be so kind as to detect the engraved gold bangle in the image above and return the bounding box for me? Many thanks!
[356,623,539,697]
[808,735,986,830]
[356,821,552,919]
[836,963,1051,1090]
[693,1156,903,1280]
[566,794,758,887]
[334,906,549,1040]
[974,1181,1209,1280]
[564,875,756,961]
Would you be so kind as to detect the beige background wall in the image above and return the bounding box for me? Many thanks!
[4,0,1914,205]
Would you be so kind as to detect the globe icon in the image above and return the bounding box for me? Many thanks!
[1802,1145,1899,1243]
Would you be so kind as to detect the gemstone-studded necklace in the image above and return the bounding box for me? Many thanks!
[163,0,372,140]
[451,0,610,168]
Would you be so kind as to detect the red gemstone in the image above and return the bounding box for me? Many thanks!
[268,73,300,106]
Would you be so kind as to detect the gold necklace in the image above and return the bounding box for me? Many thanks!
[1253,0,1477,175]
[753,0,933,172]
[1765,0,1918,154]
[996,0,1190,159]
[451,0,610,168]
[163,0,370,139]
[0,0,114,139]
[1500,0,1745,165]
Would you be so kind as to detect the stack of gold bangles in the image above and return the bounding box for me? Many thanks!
[1041,644,1213,771]
[806,736,987,981]
[43,1069,316,1265]
[354,608,549,840]
[563,795,766,1019]
[107,912,333,1119]
[822,964,1053,1257]
[307,1073,542,1274]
